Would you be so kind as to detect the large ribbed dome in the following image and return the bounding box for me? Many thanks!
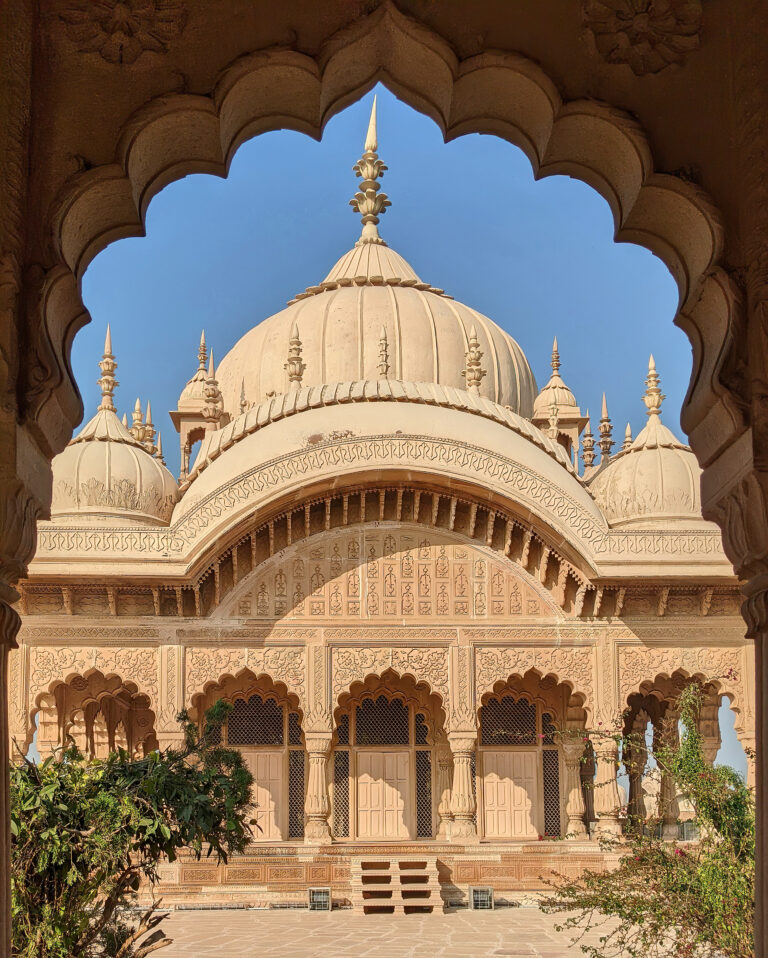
[215,96,537,417]
[215,248,537,416]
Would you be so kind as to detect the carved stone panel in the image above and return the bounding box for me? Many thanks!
[185,646,306,704]
[331,646,449,714]
[474,647,595,714]
[28,646,159,707]
[217,527,557,623]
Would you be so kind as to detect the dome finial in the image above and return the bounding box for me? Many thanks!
[598,392,614,458]
[198,330,207,370]
[97,324,119,412]
[130,397,144,441]
[377,325,389,378]
[581,411,596,468]
[239,377,248,415]
[284,322,306,391]
[203,348,223,425]
[551,336,560,374]
[643,353,665,416]
[350,95,390,247]
[622,422,633,451]
[462,326,486,394]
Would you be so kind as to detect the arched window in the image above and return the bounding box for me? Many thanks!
[219,694,305,842]
[332,692,435,842]
[477,693,562,839]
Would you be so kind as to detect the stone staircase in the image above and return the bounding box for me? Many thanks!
[349,856,442,914]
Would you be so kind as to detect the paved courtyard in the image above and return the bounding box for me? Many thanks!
[156,908,616,957]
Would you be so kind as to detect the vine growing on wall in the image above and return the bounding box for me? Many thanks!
[545,682,754,958]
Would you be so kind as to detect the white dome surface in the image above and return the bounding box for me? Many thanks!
[215,241,537,418]
[589,409,703,528]
[51,408,178,526]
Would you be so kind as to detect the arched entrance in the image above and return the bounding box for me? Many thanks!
[191,671,305,842]
[476,671,589,841]
[332,671,446,842]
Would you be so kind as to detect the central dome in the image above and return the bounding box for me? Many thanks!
[215,98,537,418]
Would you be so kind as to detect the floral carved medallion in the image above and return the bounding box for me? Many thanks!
[59,0,188,65]
[583,0,702,75]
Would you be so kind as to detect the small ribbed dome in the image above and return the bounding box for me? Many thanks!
[215,95,537,417]
[532,338,580,421]
[51,330,178,526]
[589,358,701,527]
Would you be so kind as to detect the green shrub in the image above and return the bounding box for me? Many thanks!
[11,701,252,958]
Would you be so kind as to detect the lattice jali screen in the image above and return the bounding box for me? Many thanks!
[336,713,349,746]
[355,695,409,745]
[288,711,303,746]
[228,695,283,746]
[542,749,561,836]
[480,696,537,746]
[416,750,433,838]
[542,712,556,745]
[288,750,305,839]
[415,712,429,745]
[333,750,350,837]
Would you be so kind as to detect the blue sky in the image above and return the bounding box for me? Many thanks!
[73,85,745,775]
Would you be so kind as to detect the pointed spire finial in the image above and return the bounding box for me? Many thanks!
[350,95,390,246]
[581,411,596,468]
[130,397,144,442]
[198,330,207,370]
[551,336,560,374]
[143,400,157,454]
[155,432,165,465]
[622,422,633,451]
[462,326,486,394]
[121,412,128,427]
[285,322,306,391]
[377,325,389,378]
[207,348,215,380]
[203,348,223,426]
[96,324,119,412]
[643,354,665,416]
[598,392,614,458]
[239,378,248,415]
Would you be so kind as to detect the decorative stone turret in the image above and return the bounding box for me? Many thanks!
[581,411,596,469]
[462,326,486,394]
[284,323,306,391]
[377,326,389,378]
[532,338,587,458]
[171,331,228,479]
[350,95,390,246]
[598,393,614,459]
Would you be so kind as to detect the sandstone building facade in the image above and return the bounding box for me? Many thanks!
[9,103,754,908]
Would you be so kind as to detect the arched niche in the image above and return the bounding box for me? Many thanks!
[31,670,158,759]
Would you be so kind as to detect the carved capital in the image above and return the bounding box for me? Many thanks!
[304,733,332,755]
[0,480,43,604]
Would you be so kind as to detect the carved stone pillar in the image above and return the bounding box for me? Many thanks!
[626,741,648,833]
[654,718,680,840]
[435,743,454,840]
[562,736,588,839]
[304,733,332,844]
[592,739,623,838]
[740,732,757,788]
[447,732,478,843]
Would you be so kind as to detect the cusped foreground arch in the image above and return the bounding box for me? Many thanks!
[36,1,745,481]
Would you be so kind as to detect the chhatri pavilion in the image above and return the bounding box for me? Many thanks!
[9,101,753,910]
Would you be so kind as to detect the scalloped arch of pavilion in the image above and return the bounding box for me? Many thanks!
[3,0,768,946]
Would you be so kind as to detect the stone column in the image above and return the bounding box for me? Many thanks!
[592,739,623,838]
[447,732,478,843]
[435,744,454,840]
[655,717,681,841]
[562,736,588,839]
[626,738,648,834]
[304,733,332,844]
